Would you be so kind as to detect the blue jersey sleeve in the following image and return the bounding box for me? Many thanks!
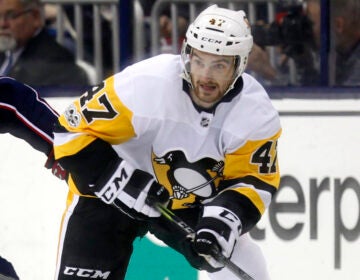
[0,76,58,155]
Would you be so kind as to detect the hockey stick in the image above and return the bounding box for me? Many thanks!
[169,163,224,200]
[153,202,255,280]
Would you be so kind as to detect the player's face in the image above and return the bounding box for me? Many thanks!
[0,0,42,51]
[189,49,235,108]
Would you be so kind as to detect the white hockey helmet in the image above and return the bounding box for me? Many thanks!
[181,5,253,91]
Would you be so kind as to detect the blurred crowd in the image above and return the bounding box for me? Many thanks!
[0,0,359,88]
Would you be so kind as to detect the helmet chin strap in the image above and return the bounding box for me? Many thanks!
[223,77,238,96]
[223,57,241,96]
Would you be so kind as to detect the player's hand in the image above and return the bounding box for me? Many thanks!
[45,150,69,180]
[193,205,242,268]
[91,158,169,218]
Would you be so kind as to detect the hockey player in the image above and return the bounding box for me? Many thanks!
[0,76,68,278]
[53,5,281,280]
[0,76,67,179]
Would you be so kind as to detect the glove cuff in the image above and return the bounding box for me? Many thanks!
[91,157,169,218]
[93,158,136,203]
[202,205,242,237]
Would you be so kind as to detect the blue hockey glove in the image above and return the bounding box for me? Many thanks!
[91,158,169,218]
[193,205,242,268]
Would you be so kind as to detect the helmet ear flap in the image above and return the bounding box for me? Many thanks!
[234,56,240,76]
[185,43,192,55]
[180,42,193,85]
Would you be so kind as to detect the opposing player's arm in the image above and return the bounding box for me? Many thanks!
[0,77,68,180]
[0,77,58,155]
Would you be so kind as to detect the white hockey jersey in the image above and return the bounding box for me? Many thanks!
[54,54,281,231]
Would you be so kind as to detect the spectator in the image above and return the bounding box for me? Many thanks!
[0,0,90,87]
[58,4,115,77]
[305,0,321,50]
[289,0,320,85]
[331,0,360,86]
[258,0,360,86]
[247,43,278,83]
[249,0,320,86]
[157,5,189,54]
[138,1,189,55]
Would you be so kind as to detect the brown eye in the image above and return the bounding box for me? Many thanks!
[215,64,225,70]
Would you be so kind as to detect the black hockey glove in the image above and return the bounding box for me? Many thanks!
[91,158,169,218]
[45,150,69,181]
[193,205,242,269]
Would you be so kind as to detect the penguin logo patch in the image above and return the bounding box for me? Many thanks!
[152,150,224,208]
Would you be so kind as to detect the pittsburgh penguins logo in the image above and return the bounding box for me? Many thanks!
[152,150,224,208]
